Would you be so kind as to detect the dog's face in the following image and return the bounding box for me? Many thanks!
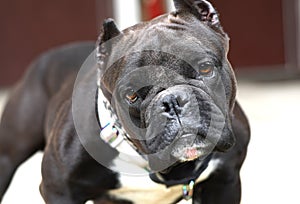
[97,0,236,172]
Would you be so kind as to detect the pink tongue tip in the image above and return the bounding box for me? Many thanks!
[185,148,198,160]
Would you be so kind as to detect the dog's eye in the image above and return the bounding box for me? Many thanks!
[198,62,214,76]
[125,90,139,103]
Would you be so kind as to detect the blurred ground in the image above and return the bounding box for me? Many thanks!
[238,80,300,204]
[0,80,300,204]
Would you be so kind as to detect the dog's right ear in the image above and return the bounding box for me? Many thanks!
[96,18,122,66]
[173,0,224,35]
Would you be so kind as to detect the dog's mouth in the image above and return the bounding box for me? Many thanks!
[150,153,213,186]
[145,131,216,171]
[170,134,214,161]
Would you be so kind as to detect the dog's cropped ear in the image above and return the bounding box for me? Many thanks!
[96,18,122,67]
[173,0,223,33]
[101,18,122,42]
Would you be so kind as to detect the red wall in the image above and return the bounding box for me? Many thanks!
[141,0,286,69]
[0,0,112,86]
[0,0,287,86]
[212,0,285,68]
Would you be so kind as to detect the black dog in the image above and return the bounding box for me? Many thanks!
[0,0,250,203]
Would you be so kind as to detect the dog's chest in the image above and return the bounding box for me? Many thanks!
[110,175,183,204]
[109,159,221,204]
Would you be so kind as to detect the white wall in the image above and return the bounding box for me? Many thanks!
[112,0,176,30]
[166,0,176,12]
[112,0,141,30]
[297,0,300,70]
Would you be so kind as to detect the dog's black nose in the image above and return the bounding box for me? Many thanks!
[161,94,186,116]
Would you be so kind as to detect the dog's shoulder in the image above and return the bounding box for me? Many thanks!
[25,42,94,96]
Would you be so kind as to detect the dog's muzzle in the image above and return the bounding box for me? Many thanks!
[142,85,226,170]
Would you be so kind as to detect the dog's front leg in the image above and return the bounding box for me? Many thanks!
[193,169,242,204]
[0,77,47,201]
[40,101,119,204]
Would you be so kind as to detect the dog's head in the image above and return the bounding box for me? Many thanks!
[97,0,236,173]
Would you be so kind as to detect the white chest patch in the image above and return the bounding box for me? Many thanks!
[108,159,222,204]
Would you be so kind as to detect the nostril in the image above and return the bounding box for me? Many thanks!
[163,102,171,113]
[161,94,184,116]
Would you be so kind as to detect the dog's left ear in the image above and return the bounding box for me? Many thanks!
[96,18,122,67]
[101,18,122,42]
[173,0,223,33]
[96,18,122,95]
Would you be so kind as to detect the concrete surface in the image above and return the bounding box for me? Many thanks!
[0,80,300,203]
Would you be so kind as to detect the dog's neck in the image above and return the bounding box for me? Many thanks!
[150,154,213,187]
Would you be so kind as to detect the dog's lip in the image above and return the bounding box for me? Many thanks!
[171,134,212,161]
[158,153,212,176]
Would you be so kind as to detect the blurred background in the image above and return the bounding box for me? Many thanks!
[0,0,300,203]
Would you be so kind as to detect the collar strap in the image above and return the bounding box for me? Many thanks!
[96,85,151,172]
[96,85,133,148]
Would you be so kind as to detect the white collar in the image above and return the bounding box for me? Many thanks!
[96,86,151,173]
